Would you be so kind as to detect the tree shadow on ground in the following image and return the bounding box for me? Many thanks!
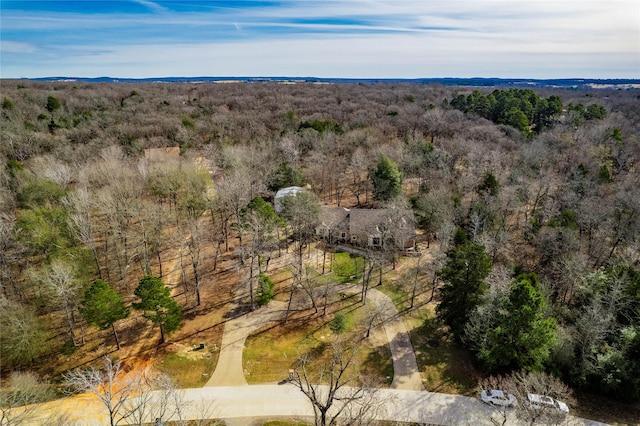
[362,343,394,387]
[410,317,480,396]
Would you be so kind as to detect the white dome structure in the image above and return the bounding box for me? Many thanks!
[274,186,305,213]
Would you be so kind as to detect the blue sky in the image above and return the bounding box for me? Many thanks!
[1,0,639,79]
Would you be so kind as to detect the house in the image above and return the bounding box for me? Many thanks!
[317,206,416,251]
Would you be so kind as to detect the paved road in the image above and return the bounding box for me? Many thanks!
[177,384,513,424]
[23,382,610,425]
[144,384,610,426]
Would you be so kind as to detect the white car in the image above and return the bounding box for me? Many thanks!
[526,393,569,415]
[480,389,517,407]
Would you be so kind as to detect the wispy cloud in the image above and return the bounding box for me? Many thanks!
[1,0,638,78]
[0,40,37,54]
[131,0,168,14]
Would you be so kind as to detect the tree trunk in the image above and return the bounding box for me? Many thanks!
[91,245,102,279]
[193,258,201,307]
[320,409,327,426]
[112,322,121,350]
[322,249,327,274]
[323,279,330,316]
[159,323,165,344]
[411,273,418,309]
[103,238,110,282]
[249,253,256,311]
[428,275,438,303]
[65,306,77,346]
[142,232,151,275]
[285,282,295,323]
[179,245,189,305]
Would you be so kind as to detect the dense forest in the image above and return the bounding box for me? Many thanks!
[1,80,639,414]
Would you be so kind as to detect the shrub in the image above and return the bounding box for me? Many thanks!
[256,274,275,306]
[329,312,346,334]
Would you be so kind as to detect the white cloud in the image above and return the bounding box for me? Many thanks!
[1,0,638,78]
[131,0,168,14]
[0,40,37,54]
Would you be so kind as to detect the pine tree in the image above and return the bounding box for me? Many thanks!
[370,156,403,202]
[436,242,492,342]
[133,275,182,344]
[81,279,130,350]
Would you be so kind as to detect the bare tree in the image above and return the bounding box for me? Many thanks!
[66,187,102,278]
[349,147,373,206]
[30,155,73,187]
[291,337,378,426]
[500,371,574,426]
[63,357,144,426]
[280,191,320,321]
[123,373,182,426]
[0,296,50,368]
[215,167,261,249]
[36,260,82,346]
[237,199,281,310]
[0,371,54,426]
[0,214,21,299]
[183,217,208,307]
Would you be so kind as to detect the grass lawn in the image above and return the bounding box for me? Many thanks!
[157,351,217,388]
[244,269,393,386]
[409,312,480,396]
[251,250,480,396]
[244,301,393,385]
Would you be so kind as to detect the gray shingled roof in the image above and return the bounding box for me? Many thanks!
[319,207,415,240]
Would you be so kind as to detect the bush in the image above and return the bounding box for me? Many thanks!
[256,274,275,306]
[329,312,346,334]
[2,97,14,110]
[60,340,77,356]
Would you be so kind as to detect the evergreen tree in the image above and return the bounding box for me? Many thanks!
[370,156,403,202]
[468,273,556,372]
[80,279,130,350]
[256,273,275,306]
[133,275,182,344]
[436,242,492,342]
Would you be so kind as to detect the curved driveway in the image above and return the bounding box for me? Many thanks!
[205,284,422,390]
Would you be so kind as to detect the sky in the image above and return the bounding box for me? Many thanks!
[1,0,639,79]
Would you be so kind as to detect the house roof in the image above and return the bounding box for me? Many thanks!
[318,206,350,230]
[319,207,416,240]
[349,209,390,236]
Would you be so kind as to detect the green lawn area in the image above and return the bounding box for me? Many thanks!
[408,309,480,396]
[243,295,393,385]
[157,351,217,388]
[258,250,480,395]
[244,254,393,385]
